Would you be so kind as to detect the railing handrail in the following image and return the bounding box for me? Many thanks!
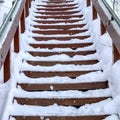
[0,0,19,37]
[102,0,120,27]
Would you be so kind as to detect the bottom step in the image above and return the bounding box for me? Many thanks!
[12,115,109,120]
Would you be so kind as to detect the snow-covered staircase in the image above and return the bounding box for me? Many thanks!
[5,0,116,120]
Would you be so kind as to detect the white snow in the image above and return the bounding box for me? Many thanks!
[0,0,120,120]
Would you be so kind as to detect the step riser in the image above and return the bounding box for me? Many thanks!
[32,29,88,35]
[23,71,99,78]
[42,0,74,3]
[12,116,109,120]
[18,82,108,91]
[33,36,90,41]
[28,51,96,57]
[26,60,98,66]
[36,4,78,7]
[36,6,79,11]
[34,19,81,24]
[34,15,83,19]
[29,43,93,49]
[34,11,80,15]
[33,24,85,30]
[15,97,108,106]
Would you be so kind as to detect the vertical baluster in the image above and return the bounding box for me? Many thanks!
[14,26,19,53]
[114,45,120,62]
[4,50,10,82]
[100,20,106,35]
[20,8,25,33]
[92,5,97,20]
[87,0,91,7]
[25,0,29,17]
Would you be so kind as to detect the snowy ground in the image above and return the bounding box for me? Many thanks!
[0,0,120,120]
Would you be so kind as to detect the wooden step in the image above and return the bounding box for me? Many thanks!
[35,11,80,15]
[28,50,96,57]
[33,24,86,30]
[36,3,78,7]
[26,60,98,66]
[23,70,99,78]
[36,6,79,11]
[42,0,74,3]
[29,42,93,49]
[34,19,81,24]
[42,0,74,2]
[33,35,90,41]
[35,15,83,19]
[15,97,109,106]
[32,29,88,35]
[12,115,109,120]
[17,81,108,91]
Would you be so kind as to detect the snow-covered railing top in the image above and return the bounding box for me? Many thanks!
[102,0,120,27]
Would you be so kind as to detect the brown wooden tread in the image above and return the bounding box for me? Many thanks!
[32,29,88,35]
[33,24,86,30]
[14,97,109,106]
[17,81,108,91]
[29,42,93,49]
[34,15,83,19]
[23,70,99,78]
[33,35,90,41]
[36,3,78,7]
[34,19,82,24]
[12,115,109,120]
[36,6,79,11]
[26,59,98,66]
[28,50,96,57]
[34,11,80,15]
[42,0,74,3]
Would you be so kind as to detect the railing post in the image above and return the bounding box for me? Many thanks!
[4,50,10,82]
[87,0,91,7]
[14,26,19,53]
[92,5,97,20]
[20,8,25,33]
[25,0,29,17]
[114,45,120,62]
[100,20,106,35]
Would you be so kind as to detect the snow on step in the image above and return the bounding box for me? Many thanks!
[10,98,113,116]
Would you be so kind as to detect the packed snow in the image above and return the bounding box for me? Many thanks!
[0,0,120,120]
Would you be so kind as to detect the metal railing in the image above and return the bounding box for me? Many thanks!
[102,0,120,26]
[0,0,19,37]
